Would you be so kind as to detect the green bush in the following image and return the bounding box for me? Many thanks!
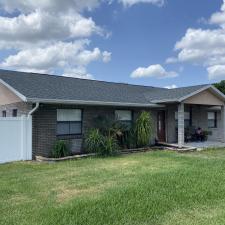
[52,140,70,158]
[85,129,104,153]
[134,111,153,147]
[101,135,119,156]
[85,128,119,156]
[93,115,114,136]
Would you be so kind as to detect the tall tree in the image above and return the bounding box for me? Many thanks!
[214,80,225,95]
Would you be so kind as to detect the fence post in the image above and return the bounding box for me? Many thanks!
[20,115,26,160]
[27,115,32,160]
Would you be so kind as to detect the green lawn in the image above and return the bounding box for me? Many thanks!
[1,149,225,225]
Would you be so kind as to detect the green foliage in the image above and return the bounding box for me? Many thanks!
[93,115,133,149]
[85,128,118,156]
[202,130,209,141]
[52,140,70,158]
[85,129,104,153]
[134,111,153,147]
[93,115,114,136]
[103,135,119,156]
[214,80,225,94]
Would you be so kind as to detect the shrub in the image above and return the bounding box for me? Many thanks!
[93,115,114,136]
[85,128,119,156]
[52,140,70,158]
[85,129,104,153]
[134,111,153,147]
[101,135,119,156]
[202,130,209,141]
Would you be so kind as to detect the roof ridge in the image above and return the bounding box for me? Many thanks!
[0,69,163,89]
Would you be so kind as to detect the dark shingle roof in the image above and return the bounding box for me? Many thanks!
[0,70,211,105]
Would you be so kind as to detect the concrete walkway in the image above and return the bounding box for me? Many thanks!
[184,141,225,149]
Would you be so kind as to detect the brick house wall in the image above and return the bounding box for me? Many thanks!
[0,101,158,158]
[32,104,158,157]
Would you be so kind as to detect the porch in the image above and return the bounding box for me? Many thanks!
[175,103,225,148]
[162,87,225,149]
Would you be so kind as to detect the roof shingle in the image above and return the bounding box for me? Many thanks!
[0,69,210,105]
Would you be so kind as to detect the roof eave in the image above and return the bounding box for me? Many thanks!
[27,98,165,108]
[0,79,27,102]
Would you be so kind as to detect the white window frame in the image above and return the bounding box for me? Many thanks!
[115,110,132,121]
[208,112,217,128]
[57,109,82,135]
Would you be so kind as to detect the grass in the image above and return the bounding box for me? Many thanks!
[1,149,225,225]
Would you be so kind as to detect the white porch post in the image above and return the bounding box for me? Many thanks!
[178,103,184,148]
[221,105,225,142]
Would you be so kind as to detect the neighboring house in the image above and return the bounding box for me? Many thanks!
[0,69,225,157]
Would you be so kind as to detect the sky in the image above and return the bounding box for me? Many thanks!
[0,0,224,88]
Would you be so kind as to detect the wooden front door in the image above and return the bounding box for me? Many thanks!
[157,111,166,142]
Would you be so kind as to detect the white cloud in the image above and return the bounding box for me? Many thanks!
[119,0,164,7]
[0,0,101,14]
[210,0,225,28]
[166,57,178,64]
[0,0,112,76]
[0,10,103,49]
[0,0,162,76]
[164,84,177,89]
[207,65,225,80]
[0,41,111,76]
[102,51,112,62]
[166,0,225,80]
[63,68,94,79]
[130,64,178,79]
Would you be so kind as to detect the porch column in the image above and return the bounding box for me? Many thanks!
[222,105,225,142]
[178,103,184,148]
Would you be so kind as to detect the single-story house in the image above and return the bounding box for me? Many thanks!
[0,69,225,157]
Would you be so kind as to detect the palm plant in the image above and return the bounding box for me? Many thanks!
[85,129,104,153]
[134,111,153,147]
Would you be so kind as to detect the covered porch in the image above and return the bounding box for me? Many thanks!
[165,86,225,149]
[176,103,225,148]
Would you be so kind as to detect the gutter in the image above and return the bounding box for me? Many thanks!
[28,102,40,116]
[26,98,165,108]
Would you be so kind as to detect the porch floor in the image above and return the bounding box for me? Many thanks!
[184,141,225,149]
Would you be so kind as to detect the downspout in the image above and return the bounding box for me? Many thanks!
[27,102,40,160]
[28,102,40,116]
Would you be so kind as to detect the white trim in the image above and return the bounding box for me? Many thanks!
[152,99,178,103]
[27,98,165,108]
[28,102,39,115]
[0,79,27,102]
[209,85,225,100]
[152,85,225,104]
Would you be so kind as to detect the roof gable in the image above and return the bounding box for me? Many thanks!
[184,88,224,105]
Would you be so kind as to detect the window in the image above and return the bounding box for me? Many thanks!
[57,109,82,135]
[115,110,132,127]
[175,111,191,128]
[12,109,17,117]
[208,112,217,128]
[2,110,6,117]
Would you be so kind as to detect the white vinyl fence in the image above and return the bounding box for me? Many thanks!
[0,116,32,164]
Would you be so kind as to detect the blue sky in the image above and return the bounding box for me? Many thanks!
[0,0,224,88]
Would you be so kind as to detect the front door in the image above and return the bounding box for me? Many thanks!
[157,111,166,142]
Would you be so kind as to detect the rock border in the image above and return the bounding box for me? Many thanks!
[36,153,96,162]
[36,147,157,162]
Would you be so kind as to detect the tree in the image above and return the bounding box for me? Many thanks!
[214,80,225,95]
